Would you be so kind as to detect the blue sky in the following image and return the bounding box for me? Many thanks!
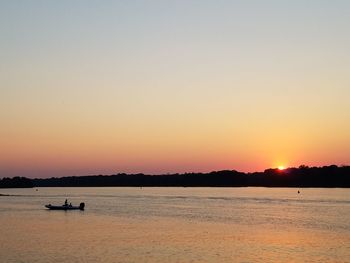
[1,0,350,177]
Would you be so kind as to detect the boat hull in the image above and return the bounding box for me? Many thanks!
[45,204,84,210]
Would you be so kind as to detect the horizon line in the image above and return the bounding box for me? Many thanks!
[4,164,349,180]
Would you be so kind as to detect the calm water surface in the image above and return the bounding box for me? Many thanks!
[0,187,350,262]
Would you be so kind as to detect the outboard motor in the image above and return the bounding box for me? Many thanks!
[79,202,85,210]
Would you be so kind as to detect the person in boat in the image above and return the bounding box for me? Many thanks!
[69,202,72,207]
[64,199,68,206]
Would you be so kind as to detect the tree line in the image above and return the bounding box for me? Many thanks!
[1,165,350,188]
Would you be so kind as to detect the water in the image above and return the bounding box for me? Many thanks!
[1,187,350,262]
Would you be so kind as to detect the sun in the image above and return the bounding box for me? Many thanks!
[278,165,285,170]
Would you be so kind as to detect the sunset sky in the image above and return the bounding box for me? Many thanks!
[1,1,350,178]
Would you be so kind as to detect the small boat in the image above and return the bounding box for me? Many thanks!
[45,202,85,211]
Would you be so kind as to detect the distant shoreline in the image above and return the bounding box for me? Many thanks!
[1,165,350,188]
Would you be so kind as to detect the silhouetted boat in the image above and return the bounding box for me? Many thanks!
[45,202,85,211]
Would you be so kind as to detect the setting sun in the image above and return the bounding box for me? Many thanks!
[278,166,285,170]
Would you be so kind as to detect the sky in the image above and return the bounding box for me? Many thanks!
[1,0,350,178]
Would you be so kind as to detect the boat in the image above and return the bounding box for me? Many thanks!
[45,202,85,211]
